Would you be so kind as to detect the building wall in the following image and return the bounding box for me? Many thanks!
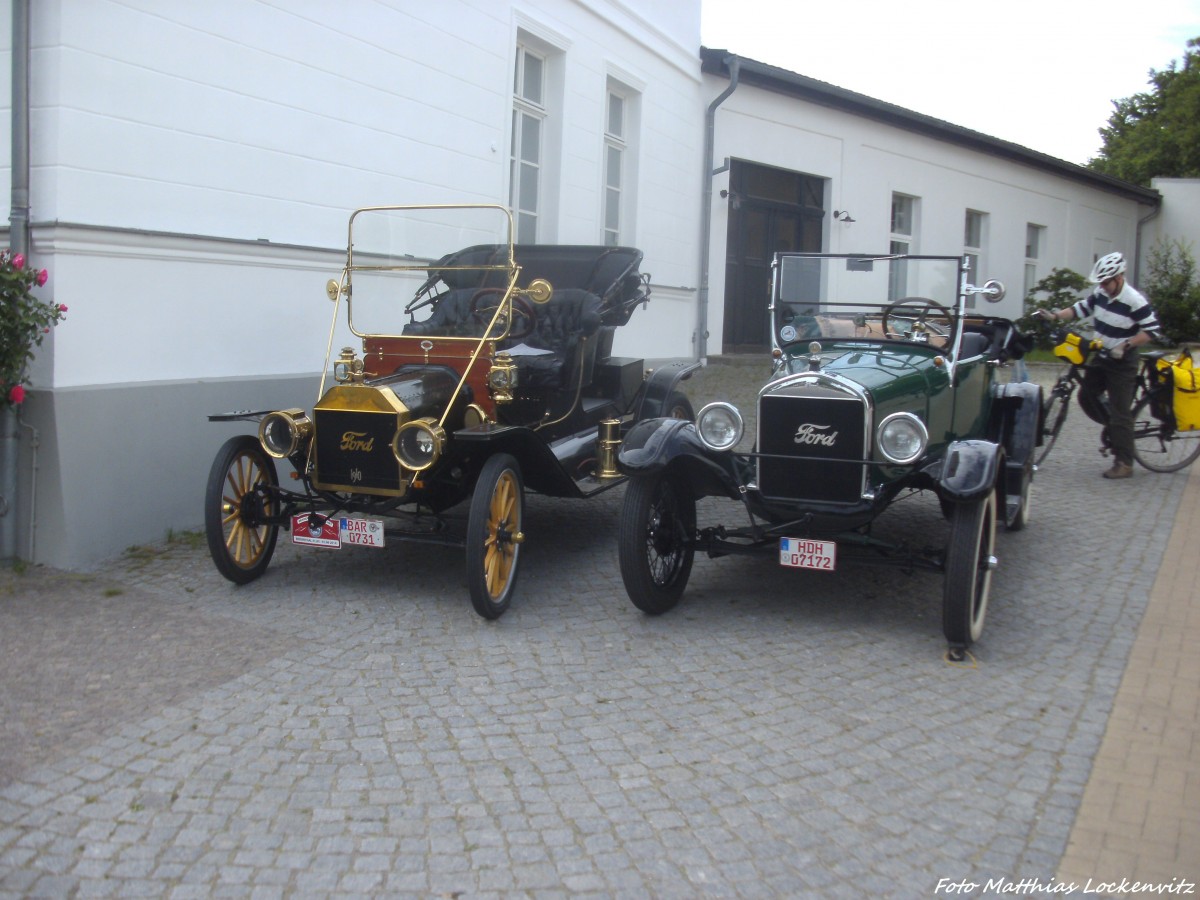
[3,0,704,568]
[703,74,1152,346]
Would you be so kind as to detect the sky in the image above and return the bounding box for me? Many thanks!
[700,0,1199,165]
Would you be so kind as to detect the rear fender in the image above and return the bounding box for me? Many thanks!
[634,361,702,419]
[925,439,1002,502]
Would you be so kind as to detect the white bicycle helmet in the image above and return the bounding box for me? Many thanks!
[1089,251,1126,283]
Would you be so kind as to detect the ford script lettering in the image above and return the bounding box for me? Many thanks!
[340,431,375,452]
[793,423,838,447]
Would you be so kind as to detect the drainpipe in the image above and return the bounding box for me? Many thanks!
[696,56,739,363]
[2,0,31,562]
[1133,201,1161,285]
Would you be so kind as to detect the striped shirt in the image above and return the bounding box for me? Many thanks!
[1072,282,1160,351]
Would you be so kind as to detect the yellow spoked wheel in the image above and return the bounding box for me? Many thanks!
[466,453,525,619]
[205,435,280,585]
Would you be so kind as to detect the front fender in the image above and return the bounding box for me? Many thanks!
[635,360,702,419]
[924,439,1002,502]
[619,417,741,498]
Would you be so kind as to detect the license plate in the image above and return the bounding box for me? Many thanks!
[779,537,836,571]
[338,516,385,547]
[290,514,385,548]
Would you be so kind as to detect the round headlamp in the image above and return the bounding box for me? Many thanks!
[875,412,928,465]
[696,402,744,452]
[392,418,446,471]
[258,409,312,459]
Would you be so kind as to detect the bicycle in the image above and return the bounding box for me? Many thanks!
[1036,328,1200,472]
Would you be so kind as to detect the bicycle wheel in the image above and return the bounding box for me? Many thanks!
[1036,387,1071,466]
[1131,395,1200,472]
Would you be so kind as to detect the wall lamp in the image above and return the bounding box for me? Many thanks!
[833,209,856,223]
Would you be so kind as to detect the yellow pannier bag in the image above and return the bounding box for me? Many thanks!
[1159,352,1200,432]
[1052,331,1099,365]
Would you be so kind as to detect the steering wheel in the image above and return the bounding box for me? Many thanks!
[882,297,952,341]
[469,288,536,341]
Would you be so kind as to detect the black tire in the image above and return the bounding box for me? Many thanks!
[1036,388,1070,466]
[466,453,525,619]
[1132,395,1200,473]
[205,435,280,585]
[618,469,696,614]
[942,489,997,648]
[664,391,695,421]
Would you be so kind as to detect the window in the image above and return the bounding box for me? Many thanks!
[964,210,987,309]
[1024,223,1044,298]
[603,86,626,246]
[511,44,546,243]
[888,194,917,300]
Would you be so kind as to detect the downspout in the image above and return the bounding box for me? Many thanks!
[1133,201,1162,285]
[696,56,739,363]
[1,0,31,562]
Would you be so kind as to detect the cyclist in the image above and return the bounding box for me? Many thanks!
[1036,251,1161,479]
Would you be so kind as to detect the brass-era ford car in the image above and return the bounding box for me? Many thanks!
[206,204,694,617]
[617,253,1039,653]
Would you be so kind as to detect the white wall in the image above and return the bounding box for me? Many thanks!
[4,0,704,568]
[704,74,1150,348]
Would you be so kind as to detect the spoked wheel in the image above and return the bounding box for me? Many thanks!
[466,453,525,619]
[881,296,952,340]
[942,489,997,649]
[1036,387,1071,466]
[1132,395,1200,472]
[205,435,280,584]
[618,468,696,614]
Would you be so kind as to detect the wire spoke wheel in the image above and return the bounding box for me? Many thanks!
[205,436,280,584]
[1036,386,1071,466]
[618,469,696,614]
[1132,395,1200,472]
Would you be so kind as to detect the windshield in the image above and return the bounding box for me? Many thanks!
[772,254,966,353]
[343,204,515,338]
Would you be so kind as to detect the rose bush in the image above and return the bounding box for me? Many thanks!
[1,248,63,410]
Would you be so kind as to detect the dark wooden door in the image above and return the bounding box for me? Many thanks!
[722,162,824,352]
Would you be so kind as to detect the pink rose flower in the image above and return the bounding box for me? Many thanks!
[8,384,25,405]
[36,268,48,287]
[59,303,68,312]
[11,253,24,270]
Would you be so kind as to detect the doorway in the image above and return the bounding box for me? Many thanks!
[722,161,825,352]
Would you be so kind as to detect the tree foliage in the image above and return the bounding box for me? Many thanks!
[1088,37,1200,185]
[1144,239,1200,346]
[1017,267,1089,350]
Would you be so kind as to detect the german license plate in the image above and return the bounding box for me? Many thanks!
[779,537,836,571]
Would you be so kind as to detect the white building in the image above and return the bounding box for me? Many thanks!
[2,1,1173,569]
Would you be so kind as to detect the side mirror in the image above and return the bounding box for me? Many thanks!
[982,280,1005,304]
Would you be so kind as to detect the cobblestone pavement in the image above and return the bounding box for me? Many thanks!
[1,359,1193,898]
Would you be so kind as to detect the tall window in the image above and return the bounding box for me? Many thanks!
[889,193,917,300]
[1024,223,1044,298]
[603,88,626,246]
[511,44,546,243]
[964,210,987,309]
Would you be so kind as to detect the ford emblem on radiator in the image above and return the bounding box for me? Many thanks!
[793,423,838,446]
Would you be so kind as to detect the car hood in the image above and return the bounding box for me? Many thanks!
[771,346,948,411]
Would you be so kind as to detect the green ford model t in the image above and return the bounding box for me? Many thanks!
[616,252,1040,653]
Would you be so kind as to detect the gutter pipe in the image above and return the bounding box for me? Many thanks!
[696,56,739,363]
[2,0,31,561]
